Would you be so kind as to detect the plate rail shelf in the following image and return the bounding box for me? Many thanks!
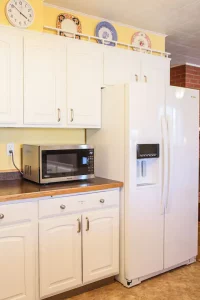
[43,25,171,58]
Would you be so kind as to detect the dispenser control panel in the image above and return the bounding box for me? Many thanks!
[137,144,159,159]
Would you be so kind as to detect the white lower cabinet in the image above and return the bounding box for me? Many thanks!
[82,208,119,284]
[0,189,120,300]
[0,202,37,300]
[39,214,82,299]
[39,189,120,298]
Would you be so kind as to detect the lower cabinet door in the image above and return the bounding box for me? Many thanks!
[39,214,82,298]
[0,223,36,300]
[82,208,119,284]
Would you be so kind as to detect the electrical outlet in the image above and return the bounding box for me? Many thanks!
[7,143,14,156]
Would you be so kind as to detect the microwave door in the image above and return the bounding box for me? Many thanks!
[42,150,78,179]
[41,149,94,182]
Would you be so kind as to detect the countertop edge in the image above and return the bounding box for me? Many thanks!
[0,182,123,203]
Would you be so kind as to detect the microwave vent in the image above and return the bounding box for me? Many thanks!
[25,165,32,176]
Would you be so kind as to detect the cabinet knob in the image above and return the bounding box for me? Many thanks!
[60,204,66,210]
[0,214,4,219]
[100,199,105,204]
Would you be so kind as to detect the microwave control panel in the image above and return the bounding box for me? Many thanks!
[87,149,94,174]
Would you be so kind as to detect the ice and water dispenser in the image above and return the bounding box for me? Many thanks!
[136,144,160,187]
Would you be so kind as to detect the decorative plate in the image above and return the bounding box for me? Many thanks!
[95,21,118,46]
[131,31,151,49]
[56,13,82,39]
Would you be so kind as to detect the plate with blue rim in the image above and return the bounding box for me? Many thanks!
[95,21,118,46]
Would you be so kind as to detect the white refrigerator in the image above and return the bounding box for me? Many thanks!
[87,83,199,287]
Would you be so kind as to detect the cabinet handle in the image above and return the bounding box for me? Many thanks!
[0,214,4,220]
[70,109,74,122]
[100,199,105,203]
[144,75,147,83]
[135,74,138,82]
[60,204,66,210]
[77,218,81,233]
[86,217,89,231]
[57,108,61,122]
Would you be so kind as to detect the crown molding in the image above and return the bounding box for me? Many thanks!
[186,63,200,68]
[43,2,167,38]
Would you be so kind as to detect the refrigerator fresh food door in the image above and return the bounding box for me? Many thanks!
[125,82,165,280]
[164,86,199,269]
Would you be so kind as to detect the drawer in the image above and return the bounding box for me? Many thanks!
[0,201,37,225]
[39,189,119,219]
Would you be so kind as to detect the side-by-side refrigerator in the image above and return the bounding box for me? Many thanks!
[87,82,199,287]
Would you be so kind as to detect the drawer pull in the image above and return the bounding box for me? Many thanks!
[86,217,89,231]
[0,214,4,220]
[77,218,81,233]
[100,199,105,204]
[60,204,66,210]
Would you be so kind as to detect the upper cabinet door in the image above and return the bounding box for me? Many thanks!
[39,214,82,298]
[104,47,141,85]
[24,33,66,126]
[0,28,23,126]
[82,208,119,284]
[66,40,103,128]
[141,54,170,87]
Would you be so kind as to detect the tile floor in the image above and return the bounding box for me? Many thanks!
[68,262,200,300]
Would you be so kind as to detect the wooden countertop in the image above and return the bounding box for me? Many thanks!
[0,177,123,203]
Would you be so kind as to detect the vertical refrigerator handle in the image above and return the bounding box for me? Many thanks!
[161,116,169,214]
[165,116,171,210]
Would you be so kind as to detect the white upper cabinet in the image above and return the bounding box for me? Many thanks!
[39,214,82,298]
[0,26,170,129]
[82,208,119,284]
[141,54,170,86]
[24,33,66,126]
[104,46,170,87]
[104,47,141,85]
[0,28,23,126]
[66,40,103,128]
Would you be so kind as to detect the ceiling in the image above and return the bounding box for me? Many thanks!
[45,0,200,66]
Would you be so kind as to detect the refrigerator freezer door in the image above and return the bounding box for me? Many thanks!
[164,87,199,269]
[125,82,165,280]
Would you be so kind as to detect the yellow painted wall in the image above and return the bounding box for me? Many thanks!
[0,129,85,171]
[0,0,44,31]
[43,5,165,52]
[0,1,165,171]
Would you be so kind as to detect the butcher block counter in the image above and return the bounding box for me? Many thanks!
[0,177,123,203]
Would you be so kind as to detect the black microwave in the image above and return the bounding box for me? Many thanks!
[23,144,95,184]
